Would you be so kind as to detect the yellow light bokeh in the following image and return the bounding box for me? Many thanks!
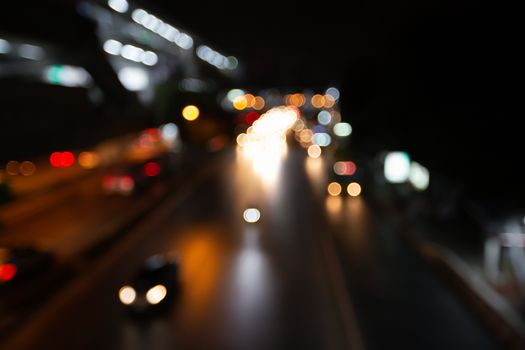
[347,182,362,197]
[182,105,200,121]
[244,94,256,108]
[299,129,313,143]
[290,93,305,107]
[6,161,20,176]
[307,145,322,158]
[324,94,336,108]
[253,96,265,110]
[327,182,342,196]
[311,94,325,108]
[20,161,36,176]
[78,151,100,169]
[233,96,248,110]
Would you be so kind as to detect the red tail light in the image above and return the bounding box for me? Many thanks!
[119,176,135,192]
[102,176,116,190]
[50,152,62,167]
[0,263,17,282]
[144,162,160,177]
[61,152,75,167]
[50,151,75,167]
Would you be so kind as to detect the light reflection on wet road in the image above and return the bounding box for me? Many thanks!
[109,143,351,350]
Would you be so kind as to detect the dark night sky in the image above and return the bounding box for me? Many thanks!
[151,0,519,201]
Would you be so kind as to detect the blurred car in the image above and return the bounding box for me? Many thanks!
[118,253,180,312]
[101,159,164,195]
[101,171,137,195]
[327,179,363,197]
[0,246,54,286]
[326,158,367,197]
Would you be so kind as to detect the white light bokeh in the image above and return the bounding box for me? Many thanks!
[103,39,122,55]
[307,144,322,158]
[118,286,136,305]
[44,65,92,87]
[161,123,179,144]
[118,66,149,91]
[384,152,411,183]
[237,106,299,191]
[131,9,147,23]
[227,89,245,102]
[141,51,158,66]
[108,0,128,13]
[146,284,167,304]
[312,133,331,147]
[409,161,430,191]
[317,111,332,125]
[131,8,192,49]
[333,122,352,137]
[121,44,143,62]
[196,45,237,70]
[325,87,340,100]
[243,208,261,223]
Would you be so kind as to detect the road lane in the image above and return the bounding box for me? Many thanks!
[0,169,166,261]
[4,146,355,350]
[93,144,353,350]
[0,152,196,339]
[324,194,502,349]
[0,155,188,263]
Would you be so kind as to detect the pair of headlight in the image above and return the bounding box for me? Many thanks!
[118,284,167,305]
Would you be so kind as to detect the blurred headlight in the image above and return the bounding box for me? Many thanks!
[243,208,261,223]
[146,284,167,304]
[119,285,136,305]
[327,182,342,196]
